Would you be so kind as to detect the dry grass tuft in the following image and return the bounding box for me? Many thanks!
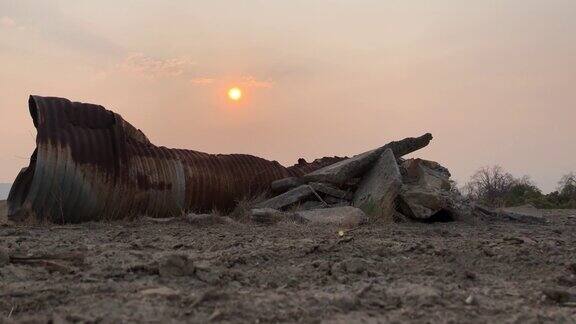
[229,192,269,221]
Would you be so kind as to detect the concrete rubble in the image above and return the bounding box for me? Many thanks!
[252,133,475,225]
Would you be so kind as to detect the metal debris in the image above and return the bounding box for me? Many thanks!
[8,96,339,223]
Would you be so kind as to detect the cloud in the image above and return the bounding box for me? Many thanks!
[118,53,196,79]
[241,75,274,89]
[189,75,274,89]
[0,16,16,28]
[190,77,215,85]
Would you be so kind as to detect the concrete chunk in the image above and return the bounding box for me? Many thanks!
[353,148,402,220]
[402,158,451,190]
[395,158,466,222]
[271,177,304,193]
[396,186,451,220]
[309,182,353,200]
[255,185,313,210]
[303,133,433,185]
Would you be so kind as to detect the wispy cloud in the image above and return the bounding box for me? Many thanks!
[0,16,16,28]
[118,53,196,79]
[240,75,273,89]
[190,75,274,88]
[190,77,215,85]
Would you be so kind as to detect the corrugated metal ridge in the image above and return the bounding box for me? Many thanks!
[7,95,340,223]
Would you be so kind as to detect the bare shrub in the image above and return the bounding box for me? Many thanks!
[229,192,268,221]
[547,172,576,208]
[464,166,516,207]
[464,166,576,209]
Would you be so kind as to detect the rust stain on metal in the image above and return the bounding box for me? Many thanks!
[8,95,342,223]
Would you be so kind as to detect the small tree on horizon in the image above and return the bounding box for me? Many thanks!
[463,165,516,207]
[550,172,576,208]
[465,167,576,209]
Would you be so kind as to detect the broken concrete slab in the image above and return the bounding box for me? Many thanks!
[492,205,547,224]
[402,158,451,190]
[271,177,304,193]
[303,133,433,185]
[309,182,353,200]
[324,196,351,206]
[500,204,543,218]
[294,206,368,228]
[255,185,313,210]
[396,186,455,222]
[394,157,470,222]
[299,200,327,210]
[353,148,402,220]
[472,203,547,224]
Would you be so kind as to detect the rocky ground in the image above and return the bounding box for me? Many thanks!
[0,201,575,323]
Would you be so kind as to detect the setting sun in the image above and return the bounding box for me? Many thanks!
[228,87,242,101]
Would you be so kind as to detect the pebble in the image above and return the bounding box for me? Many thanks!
[465,294,476,305]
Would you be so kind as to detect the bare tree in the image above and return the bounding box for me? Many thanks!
[558,172,576,197]
[464,166,516,206]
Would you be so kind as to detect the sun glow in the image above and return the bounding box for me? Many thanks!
[228,87,242,101]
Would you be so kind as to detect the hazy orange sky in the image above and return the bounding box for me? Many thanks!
[1,0,575,192]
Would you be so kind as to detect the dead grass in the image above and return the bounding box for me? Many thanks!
[229,192,269,221]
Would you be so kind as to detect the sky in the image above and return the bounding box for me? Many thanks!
[0,0,575,193]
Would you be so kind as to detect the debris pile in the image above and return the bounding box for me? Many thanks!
[8,95,473,225]
[7,96,345,223]
[251,133,472,225]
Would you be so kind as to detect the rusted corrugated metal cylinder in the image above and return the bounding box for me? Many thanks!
[8,96,340,223]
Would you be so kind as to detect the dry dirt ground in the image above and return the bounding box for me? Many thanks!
[0,200,575,323]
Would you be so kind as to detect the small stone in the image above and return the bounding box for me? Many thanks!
[465,294,476,305]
